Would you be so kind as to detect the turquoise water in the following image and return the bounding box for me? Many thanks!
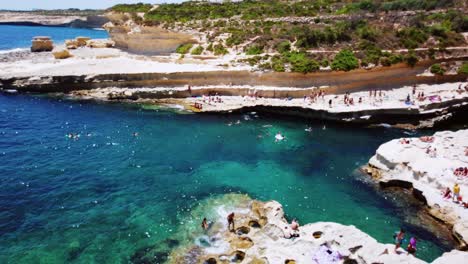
[0,25,108,51]
[0,94,453,263]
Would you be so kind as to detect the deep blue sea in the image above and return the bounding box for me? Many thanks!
[0,25,108,51]
[0,25,453,263]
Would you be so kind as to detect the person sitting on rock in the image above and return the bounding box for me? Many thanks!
[442,187,452,199]
[290,218,299,231]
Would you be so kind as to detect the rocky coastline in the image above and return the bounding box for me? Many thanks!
[0,11,108,28]
[364,129,468,249]
[167,197,467,264]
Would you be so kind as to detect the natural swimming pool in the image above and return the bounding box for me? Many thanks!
[0,95,453,263]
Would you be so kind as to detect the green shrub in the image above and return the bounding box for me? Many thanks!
[285,52,319,74]
[245,45,264,55]
[321,59,329,67]
[397,27,428,49]
[380,57,391,67]
[175,43,193,54]
[430,64,445,75]
[191,45,204,55]
[331,49,359,71]
[111,3,153,13]
[276,41,291,54]
[457,62,468,74]
[404,50,419,67]
[389,54,404,64]
[214,44,228,56]
[206,43,213,52]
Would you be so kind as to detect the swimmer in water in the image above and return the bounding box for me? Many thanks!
[275,132,285,142]
[305,127,313,132]
[132,132,139,137]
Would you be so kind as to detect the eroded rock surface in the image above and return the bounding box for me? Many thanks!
[169,199,467,263]
[368,129,468,247]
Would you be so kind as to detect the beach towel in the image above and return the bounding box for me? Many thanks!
[312,245,343,264]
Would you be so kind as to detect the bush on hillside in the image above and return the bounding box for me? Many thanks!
[175,43,193,54]
[191,45,204,55]
[111,3,153,13]
[245,45,264,55]
[214,44,228,56]
[331,49,359,71]
[404,50,419,67]
[276,41,291,54]
[457,62,468,74]
[430,63,445,75]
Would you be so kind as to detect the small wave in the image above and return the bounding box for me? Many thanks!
[0,48,28,54]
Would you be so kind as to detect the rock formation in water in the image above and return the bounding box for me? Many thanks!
[367,129,468,248]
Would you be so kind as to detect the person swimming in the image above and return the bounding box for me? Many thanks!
[305,127,313,132]
[275,132,285,142]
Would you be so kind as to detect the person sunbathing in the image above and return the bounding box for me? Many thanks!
[400,138,410,144]
[442,187,452,199]
[420,136,434,143]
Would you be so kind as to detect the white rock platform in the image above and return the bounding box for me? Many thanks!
[368,129,468,247]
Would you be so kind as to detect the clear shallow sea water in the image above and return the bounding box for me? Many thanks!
[0,25,108,51]
[0,95,452,263]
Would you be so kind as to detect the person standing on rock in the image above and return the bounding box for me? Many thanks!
[407,237,417,256]
[453,183,461,203]
[394,228,405,253]
[201,218,209,231]
[227,212,235,231]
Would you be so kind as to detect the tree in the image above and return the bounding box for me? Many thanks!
[331,49,359,71]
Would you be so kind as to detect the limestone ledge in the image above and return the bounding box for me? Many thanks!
[66,82,468,128]
[367,129,468,247]
[0,11,108,28]
[171,199,467,264]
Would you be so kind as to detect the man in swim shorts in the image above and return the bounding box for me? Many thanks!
[394,228,405,253]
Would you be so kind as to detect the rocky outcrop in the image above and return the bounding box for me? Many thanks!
[367,130,468,248]
[31,36,53,52]
[52,49,72,59]
[104,12,196,54]
[170,198,468,264]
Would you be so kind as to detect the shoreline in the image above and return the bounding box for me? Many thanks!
[364,129,468,249]
[167,196,467,264]
[61,82,468,129]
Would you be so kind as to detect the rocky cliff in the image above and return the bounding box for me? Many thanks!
[104,12,197,55]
